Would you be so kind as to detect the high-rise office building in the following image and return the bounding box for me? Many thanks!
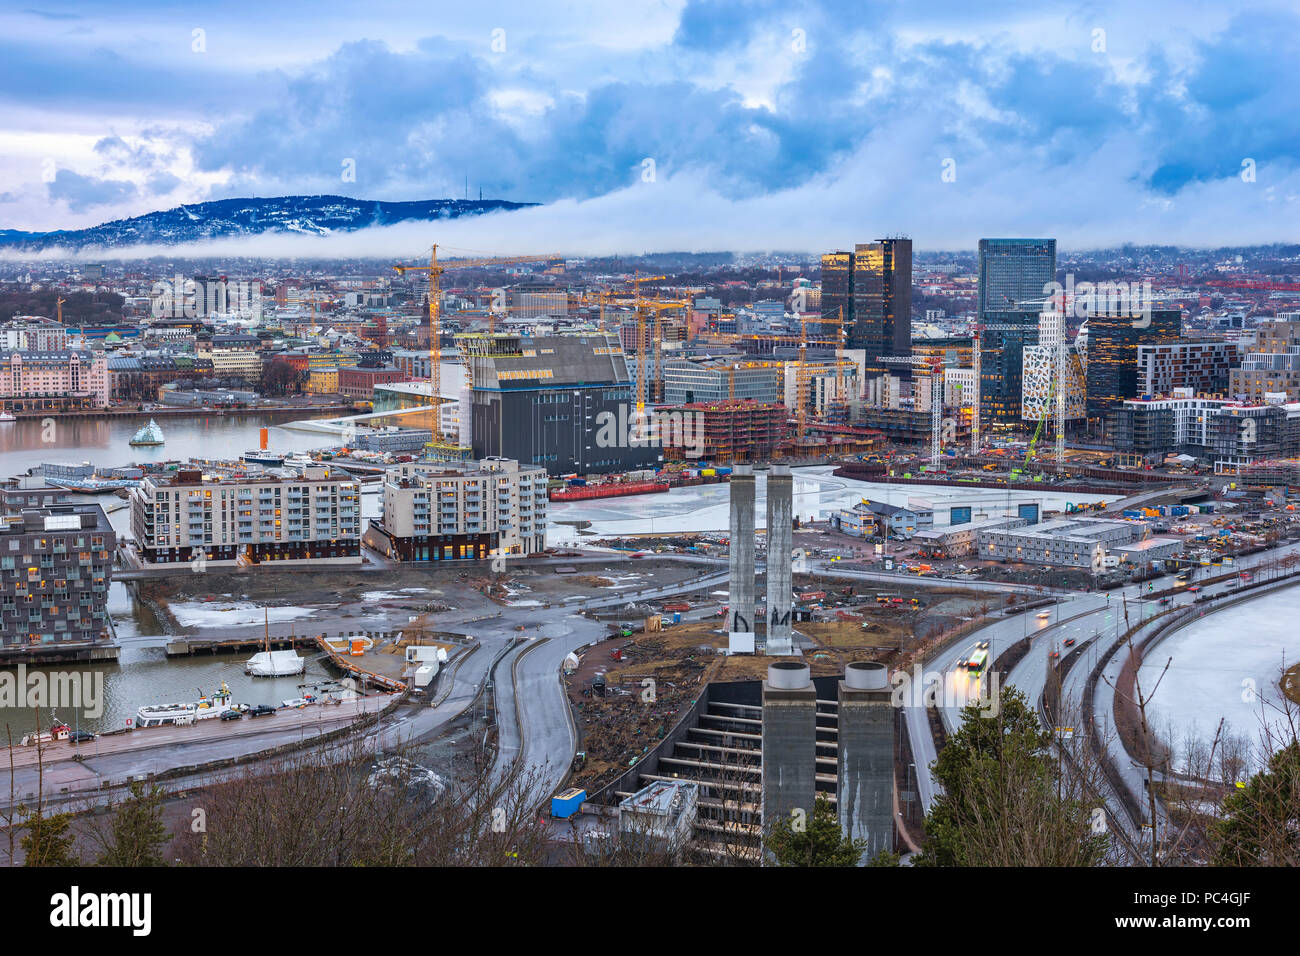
[977,238,1057,316]
[851,239,911,368]
[819,251,854,331]
[821,239,911,371]
[977,309,1040,427]
[1085,307,1182,420]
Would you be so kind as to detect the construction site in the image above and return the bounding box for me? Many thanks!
[563,577,991,797]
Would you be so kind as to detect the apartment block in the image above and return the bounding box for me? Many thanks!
[129,466,361,566]
[1109,392,1300,471]
[364,457,548,561]
[0,317,69,351]
[1137,340,1240,397]
[0,504,115,649]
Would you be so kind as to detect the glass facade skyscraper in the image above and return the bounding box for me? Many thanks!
[978,309,1040,427]
[978,238,1057,316]
[1086,307,1183,420]
[821,239,911,375]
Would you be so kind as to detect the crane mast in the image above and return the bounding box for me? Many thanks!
[393,245,561,449]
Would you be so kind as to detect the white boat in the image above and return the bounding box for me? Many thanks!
[136,682,234,728]
[245,610,306,676]
[281,694,318,709]
[246,648,305,677]
[129,418,165,446]
[0,411,14,423]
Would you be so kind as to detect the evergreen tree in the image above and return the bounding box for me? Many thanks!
[20,809,78,866]
[916,686,1106,867]
[1211,740,1300,866]
[766,794,867,866]
[98,782,170,867]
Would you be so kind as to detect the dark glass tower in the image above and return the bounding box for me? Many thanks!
[979,309,1040,427]
[850,239,911,370]
[820,250,853,331]
[1086,307,1182,420]
[978,239,1057,316]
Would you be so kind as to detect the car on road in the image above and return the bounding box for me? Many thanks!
[1187,585,1201,592]
[248,704,277,717]
[68,730,96,742]
[1063,638,1076,647]
[1159,597,1173,604]
[220,710,243,721]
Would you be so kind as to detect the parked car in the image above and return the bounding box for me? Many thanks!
[249,704,277,717]
[220,710,243,721]
[68,730,96,742]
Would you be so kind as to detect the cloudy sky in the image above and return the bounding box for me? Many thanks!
[1,0,1298,255]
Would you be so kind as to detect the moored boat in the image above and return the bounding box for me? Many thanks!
[136,682,234,728]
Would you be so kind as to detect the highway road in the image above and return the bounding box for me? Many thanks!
[905,537,1300,843]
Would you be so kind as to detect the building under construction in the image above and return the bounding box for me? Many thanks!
[854,406,972,449]
[660,400,786,463]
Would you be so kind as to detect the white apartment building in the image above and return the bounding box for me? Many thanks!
[129,465,361,566]
[364,457,548,561]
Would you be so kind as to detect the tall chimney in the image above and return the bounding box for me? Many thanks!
[727,464,756,654]
[762,661,817,847]
[838,661,895,863]
[765,464,794,655]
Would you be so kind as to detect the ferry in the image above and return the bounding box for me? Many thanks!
[129,418,165,447]
[242,449,286,467]
[136,683,234,728]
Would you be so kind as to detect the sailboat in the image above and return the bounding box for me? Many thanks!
[245,609,305,677]
[129,418,165,446]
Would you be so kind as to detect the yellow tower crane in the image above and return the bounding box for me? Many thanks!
[393,245,561,444]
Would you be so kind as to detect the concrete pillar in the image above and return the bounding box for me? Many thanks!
[765,464,794,655]
[838,661,895,863]
[762,661,817,844]
[727,464,756,654]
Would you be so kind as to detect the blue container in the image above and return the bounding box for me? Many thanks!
[551,788,586,818]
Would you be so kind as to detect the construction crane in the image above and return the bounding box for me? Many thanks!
[1204,278,1300,292]
[797,314,809,442]
[624,276,666,412]
[393,246,561,443]
[877,354,946,470]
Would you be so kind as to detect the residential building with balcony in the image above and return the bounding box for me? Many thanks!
[363,457,548,561]
[129,466,361,566]
[0,504,115,650]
